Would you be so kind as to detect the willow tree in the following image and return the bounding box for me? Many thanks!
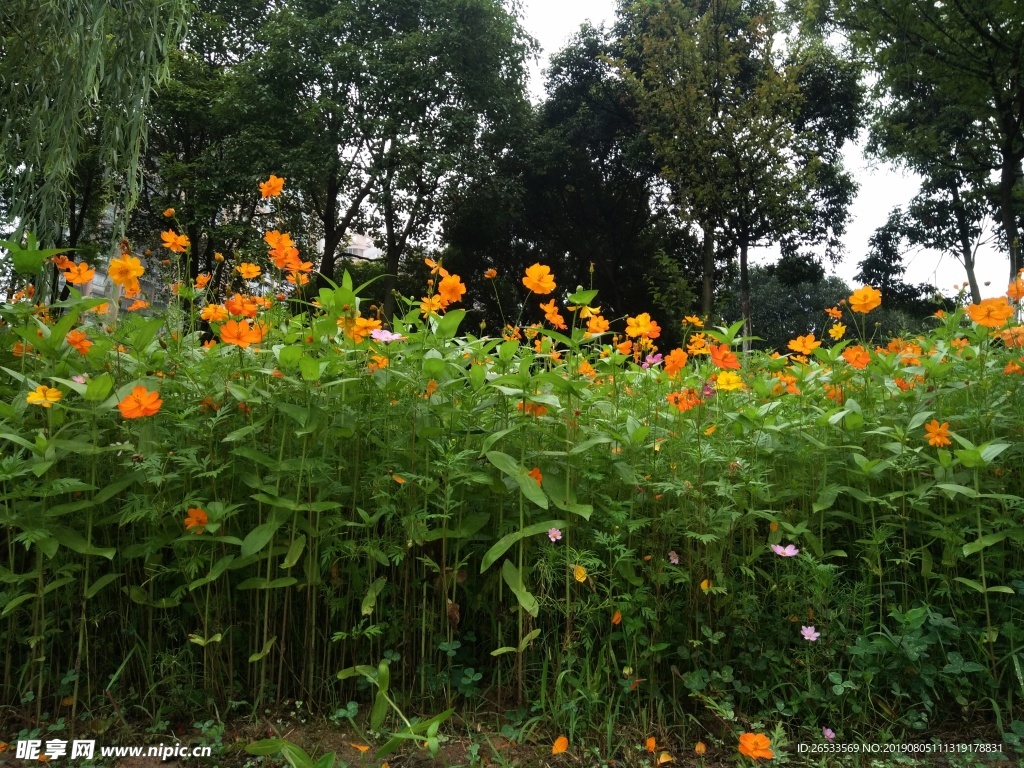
[0,0,190,245]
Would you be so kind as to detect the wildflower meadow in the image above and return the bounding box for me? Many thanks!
[2,178,1024,766]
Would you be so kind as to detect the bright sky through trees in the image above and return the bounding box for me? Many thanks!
[519,0,1008,297]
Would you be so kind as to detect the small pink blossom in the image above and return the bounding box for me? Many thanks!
[548,528,562,543]
[641,353,663,369]
[822,727,835,743]
[72,374,88,384]
[371,329,405,343]
[771,544,800,557]
[801,625,820,642]
[668,550,679,565]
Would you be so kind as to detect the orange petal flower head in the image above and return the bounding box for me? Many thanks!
[107,254,146,287]
[841,345,871,369]
[160,230,190,253]
[848,286,882,314]
[65,329,93,354]
[117,386,163,419]
[709,344,741,370]
[260,174,285,198]
[967,297,1014,328]
[924,419,951,447]
[219,319,264,349]
[236,262,262,280]
[738,733,773,760]
[437,274,467,307]
[63,262,95,285]
[625,312,661,339]
[787,333,821,356]
[184,508,208,534]
[551,736,568,755]
[523,263,556,294]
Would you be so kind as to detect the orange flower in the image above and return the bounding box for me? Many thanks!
[201,304,229,322]
[424,380,439,397]
[62,262,95,285]
[424,257,449,277]
[709,344,740,370]
[825,306,843,319]
[625,313,661,339]
[924,419,951,447]
[662,348,689,376]
[616,339,633,355]
[540,299,567,330]
[52,255,74,270]
[1007,278,1024,302]
[484,268,498,279]
[437,274,467,307]
[695,741,707,755]
[517,401,548,417]
[528,467,543,485]
[738,733,773,760]
[226,293,259,318]
[841,345,870,369]
[348,743,370,754]
[522,263,556,294]
[551,736,568,755]
[684,314,704,327]
[160,230,190,253]
[260,174,285,198]
[65,329,92,354]
[586,314,610,336]
[647,737,657,753]
[849,286,882,314]
[788,334,821,356]
[666,389,701,413]
[195,273,211,289]
[184,508,208,534]
[117,386,163,419]
[687,333,709,355]
[1000,326,1024,348]
[967,297,1014,328]
[163,207,176,217]
[346,316,382,344]
[612,610,622,625]
[236,262,262,279]
[107,254,145,286]
[219,319,264,348]
[264,229,294,250]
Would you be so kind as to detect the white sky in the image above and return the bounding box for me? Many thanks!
[519,0,1011,299]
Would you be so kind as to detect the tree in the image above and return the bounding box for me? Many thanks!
[619,0,861,344]
[839,0,1024,281]
[0,0,190,244]
[238,0,533,315]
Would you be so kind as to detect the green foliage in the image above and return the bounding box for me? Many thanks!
[2,217,1024,758]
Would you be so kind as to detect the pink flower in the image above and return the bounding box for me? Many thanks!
[801,625,820,642]
[822,727,835,743]
[668,550,679,565]
[548,528,562,543]
[72,374,88,384]
[641,353,663,369]
[771,544,800,557]
[370,329,405,343]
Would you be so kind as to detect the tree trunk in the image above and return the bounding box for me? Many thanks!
[950,185,981,304]
[701,221,715,315]
[999,147,1022,280]
[740,238,751,354]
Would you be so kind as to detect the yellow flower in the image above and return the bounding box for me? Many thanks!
[848,286,882,314]
[684,315,704,327]
[715,371,745,391]
[828,323,846,340]
[573,565,587,583]
[26,385,62,408]
[107,254,145,287]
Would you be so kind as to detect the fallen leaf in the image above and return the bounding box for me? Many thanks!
[552,735,569,754]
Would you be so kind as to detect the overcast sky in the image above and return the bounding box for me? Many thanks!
[519,0,1010,298]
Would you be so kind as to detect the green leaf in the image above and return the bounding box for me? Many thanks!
[282,535,306,568]
[280,742,314,768]
[361,577,387,616]
[480,519,567,573]
[240,514,286,557]
[963,529,1024,556]
[85,573,122,599]
[501,560,539,617]
[248,636,277,662]
[246,739,285,756]
[435,309,466,340]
